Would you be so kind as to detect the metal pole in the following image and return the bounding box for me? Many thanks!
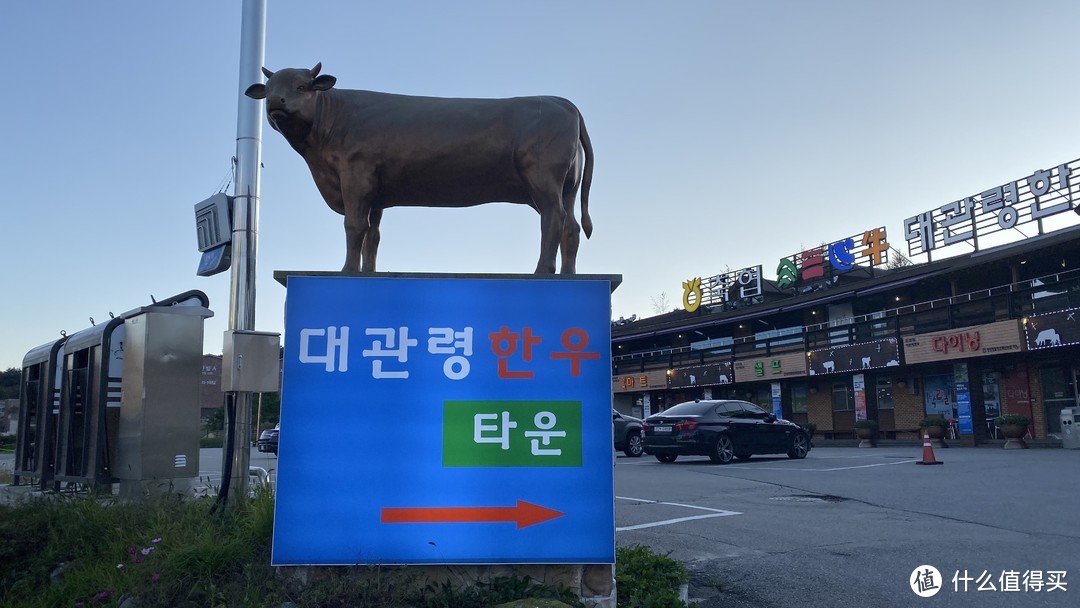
[226,0,266,502]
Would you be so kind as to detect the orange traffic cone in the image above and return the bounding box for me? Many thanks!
[916,432,943,465]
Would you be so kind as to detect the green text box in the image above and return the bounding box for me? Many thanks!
[443,400,582,467]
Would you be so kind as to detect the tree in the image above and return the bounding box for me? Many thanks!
[0,368,20,400]
[887,246,914,270]
[650,292,671,314]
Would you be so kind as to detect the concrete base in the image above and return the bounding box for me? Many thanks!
[1003,438,1028,449]
[858,440,876,448]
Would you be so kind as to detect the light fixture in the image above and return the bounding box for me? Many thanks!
[896,379,907,389]
[895,296,901,302]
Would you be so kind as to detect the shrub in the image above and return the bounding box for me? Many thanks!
[919,417,949,428]
[995,414,1030,427]
[853,419,878,430]
[615,544,688,608]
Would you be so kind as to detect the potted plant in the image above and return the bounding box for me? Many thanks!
[995,414,1031,449]
[853,419,878,448]
[919,416,950,448]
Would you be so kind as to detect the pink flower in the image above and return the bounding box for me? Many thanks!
[151,572,161,583]
[127,548,136,555]
[140,546,154,555]
[93,590,112,601]
[134,557,142,565]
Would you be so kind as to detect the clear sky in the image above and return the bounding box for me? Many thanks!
[3,0,1080,370]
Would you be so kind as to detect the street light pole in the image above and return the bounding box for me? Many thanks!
[225,0,266,502]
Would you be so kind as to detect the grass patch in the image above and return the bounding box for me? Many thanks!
[199,437,224,448]
[0,488,586,608]
[0,490,690,607]
[615,545,689,608]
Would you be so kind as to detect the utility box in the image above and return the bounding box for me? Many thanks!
[1061,408,1079,449]
[115,305,213,498]
[222,330,281,393]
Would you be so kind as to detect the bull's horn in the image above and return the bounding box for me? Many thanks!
[311,62,322,77]
[261,66,274,79]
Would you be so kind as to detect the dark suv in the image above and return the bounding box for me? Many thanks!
[613,410,644,457]
[257,424,279,456]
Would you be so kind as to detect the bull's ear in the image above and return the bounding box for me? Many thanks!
[245,83,267,100]
[312,75,336,91]
[261,67,274,79]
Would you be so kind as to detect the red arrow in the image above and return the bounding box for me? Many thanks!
[381,500,564,529]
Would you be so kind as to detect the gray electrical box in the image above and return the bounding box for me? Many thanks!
[115,305,213,498]
[222,330,281,392]
[1061,408,1079,449]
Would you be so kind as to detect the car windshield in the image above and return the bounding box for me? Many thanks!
[657,401,718,417]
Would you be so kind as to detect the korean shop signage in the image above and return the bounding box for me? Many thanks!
[807,338,900,375]
[1023,307,1080,350]
[668,362,734,388]
[904,158,1079,257]
[612,369,668,393]
[733,352,807,383]
[776,227,890,290]
[274,276,615,566]
[902,320,1024,364]
[681,265,762,312]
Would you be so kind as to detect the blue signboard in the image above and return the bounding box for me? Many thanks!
[955,383,973,435]
[273,276,615,565]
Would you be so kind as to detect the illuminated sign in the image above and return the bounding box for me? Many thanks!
[733,352,807,383]
[668,362,734,388]
[1023,307,1080,350]
[612,370,668,393]
[776,228,890,289]
[808,338,900,375]
[681,265,763,312]
[904,159,1078,257]
[275,276,614,565]
[902,320,1023,364]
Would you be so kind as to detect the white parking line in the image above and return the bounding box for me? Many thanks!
[615,496,741,531]
[725,459,918,471]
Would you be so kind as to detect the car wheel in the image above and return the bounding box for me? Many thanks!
[735,453,752,461]
[787,433,809,459]
[623,433,644,457]
[709,435,735,464]
[655,454,678,463]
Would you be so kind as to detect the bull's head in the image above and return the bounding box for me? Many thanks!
[244,63,337,132]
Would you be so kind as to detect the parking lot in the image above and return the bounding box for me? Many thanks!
[614,446,1080,607]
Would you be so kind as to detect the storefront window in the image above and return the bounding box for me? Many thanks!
[981,371,1001,419]
[876,379,894,409]
[791,384,808,413]
[832,382,852,411]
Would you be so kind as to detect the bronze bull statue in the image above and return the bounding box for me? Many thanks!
[245,63,594,274]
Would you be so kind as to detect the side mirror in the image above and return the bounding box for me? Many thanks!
[765,414,777,423]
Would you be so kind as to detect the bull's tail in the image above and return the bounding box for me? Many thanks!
[578,112,594,239]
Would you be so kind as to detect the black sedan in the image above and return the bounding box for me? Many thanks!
[642,399,810,464]
[613,409,644,457]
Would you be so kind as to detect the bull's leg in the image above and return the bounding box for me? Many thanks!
[341,177,376,272]
[361,207,383,272]
[533,192,566,274]
[342,207,372,273]
[559,186,582,274]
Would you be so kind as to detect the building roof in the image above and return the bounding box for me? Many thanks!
[613,223,1080,342]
